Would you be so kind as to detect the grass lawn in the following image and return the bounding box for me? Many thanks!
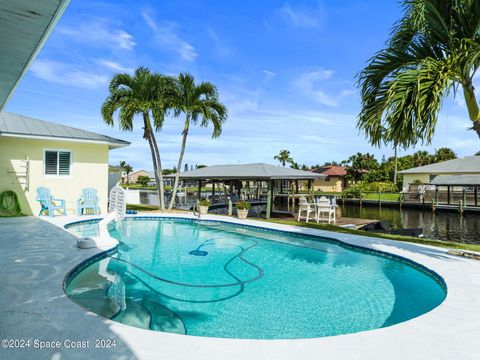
[362,193,401,201]
[126,203,159,211]
[265,218,480,252]
[121,184,157,190]
[306,191,401,202]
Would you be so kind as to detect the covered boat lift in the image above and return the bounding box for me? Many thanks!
[167,163,325,218]
[430,175,480,209]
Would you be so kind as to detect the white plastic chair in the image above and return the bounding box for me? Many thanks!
[297,196,315,223]
[315,196,335,224]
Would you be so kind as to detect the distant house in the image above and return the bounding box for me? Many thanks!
[125,170,174,186]
[311,166,347,192]
[0,112,129,215]
[126,170,152,184]
[399,156,480,192]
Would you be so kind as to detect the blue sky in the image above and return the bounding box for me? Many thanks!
[6,0,480,170]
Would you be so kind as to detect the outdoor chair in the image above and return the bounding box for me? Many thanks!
[316,196,336,224]
[77,188,100,215]
[297,196,316,223]
[36,187,67,217]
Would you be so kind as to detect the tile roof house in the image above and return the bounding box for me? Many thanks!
[311,166,348,192]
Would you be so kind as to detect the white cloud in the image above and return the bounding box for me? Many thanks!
[279,3,323,28]
[295,68,338,106]
[30,59,108,89]
[263,70,276,81]
[142,10,197,62]
[58,19,135,50]
[96,59,134,73]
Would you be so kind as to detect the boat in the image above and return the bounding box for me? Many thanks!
[360,221,423,237]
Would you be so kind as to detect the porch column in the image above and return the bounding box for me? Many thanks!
[447,186,451,205]
[266,180,272,219]
[212,181,215,197]
[475,185,478,207]
[197,180,202,200]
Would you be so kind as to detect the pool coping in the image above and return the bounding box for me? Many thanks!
[44,213,480,360]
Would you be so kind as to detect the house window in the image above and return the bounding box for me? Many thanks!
[429,175,437,181]
[325,176,331,182]
[44,150,71,176]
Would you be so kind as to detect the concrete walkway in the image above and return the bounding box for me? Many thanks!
[1,214,480,360]
[0,216,137,360]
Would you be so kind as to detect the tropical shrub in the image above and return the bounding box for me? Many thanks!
[341,186,364,199]
[198,198,211,207]
[136,175,151,187]
[360,181,398,193]
[236,200,251,210]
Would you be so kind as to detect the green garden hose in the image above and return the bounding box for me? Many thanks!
[0,190,22,216]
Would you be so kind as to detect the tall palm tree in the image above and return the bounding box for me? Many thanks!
[357,0,480,148]
[101,67,171,210]
[167,73,227,210]
[274,149,292,167]
[123,164,133,185]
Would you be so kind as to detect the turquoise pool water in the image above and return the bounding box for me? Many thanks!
[65,218,446,339]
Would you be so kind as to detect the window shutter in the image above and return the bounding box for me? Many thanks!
[45,151,58,175]
[58,151,71,175]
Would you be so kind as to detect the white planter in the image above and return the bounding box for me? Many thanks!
[199,205,209,215]
[237,209,249,220]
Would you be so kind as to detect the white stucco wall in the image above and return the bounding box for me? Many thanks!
[0,137,109,215]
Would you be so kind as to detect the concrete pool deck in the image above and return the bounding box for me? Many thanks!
[1,213,480,360]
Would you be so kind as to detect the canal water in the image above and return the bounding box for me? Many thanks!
[339,204,480,245]
[139,190,479,244]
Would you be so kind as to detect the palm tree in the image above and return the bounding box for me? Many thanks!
[123,163,133,185]
[167,73,227,210]
[412,151,433,167]
[434,147,456,162]
[357,0,480,148]
[101,67,171,210]
[274,149,293,167]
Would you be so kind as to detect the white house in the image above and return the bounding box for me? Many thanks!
[399,156,480,192]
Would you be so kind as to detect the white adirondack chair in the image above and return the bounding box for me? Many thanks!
[297,196,316,223]
[316,196,336,224]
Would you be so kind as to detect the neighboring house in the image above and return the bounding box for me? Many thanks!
[399,156,480,192]
[0,112,129,215]
[124,170,174,187]
[311,166,348,192]
[125,170,152,184]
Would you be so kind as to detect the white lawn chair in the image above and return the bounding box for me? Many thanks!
[297,196,316,223]
[315,196,336,224]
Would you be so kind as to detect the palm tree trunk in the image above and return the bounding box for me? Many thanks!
[143,113,165,210]
[149,130,166,210]
[393,145,398,185]
[168,116,190,210]
[463,83,480,138]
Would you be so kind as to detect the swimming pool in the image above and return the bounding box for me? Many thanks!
[65,217,446,339]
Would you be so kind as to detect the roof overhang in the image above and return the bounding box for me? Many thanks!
[0,132,130,149]
[430,175,480,186]
[0,0,71,110]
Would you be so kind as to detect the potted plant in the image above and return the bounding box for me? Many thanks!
[198,198,210,215]
[236,200,250,220]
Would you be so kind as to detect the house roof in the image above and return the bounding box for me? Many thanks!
[129,170,154,177]
[430,175,480,186]
[312,165,347,176]
[165,163,325,180]
[398,156,480,174]
[0,112,130,149]
[0,0,70,110]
